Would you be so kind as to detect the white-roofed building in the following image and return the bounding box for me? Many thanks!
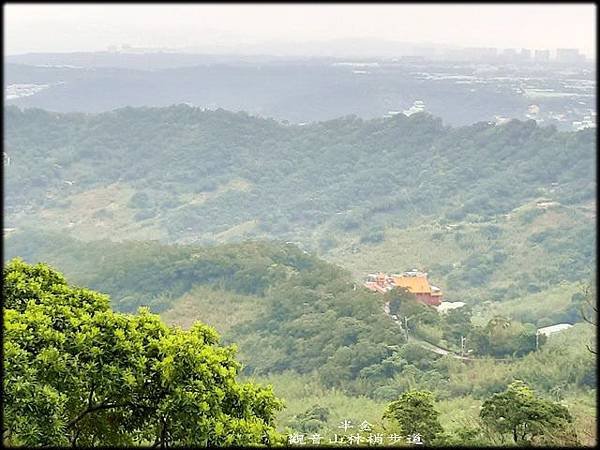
[436,301,465,313]
[536,323,573,337]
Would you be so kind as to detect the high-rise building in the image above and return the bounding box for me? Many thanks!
[534,49,550,62]
[471,47,497,61]
[502,48,518,62]
[520,48,531,61]
[556,48,584,63]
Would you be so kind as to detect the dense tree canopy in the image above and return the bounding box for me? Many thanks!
[5,106,595,307]
[2,82,596,448]
[480,380,577,445]
[3,259,283,447]
[5,106,594,240]
[468,316,543,358]
[383,390,443,444]
[3,236,407,390]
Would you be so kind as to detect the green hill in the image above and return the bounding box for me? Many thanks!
[5,105,594,238]
[327,198,594,321]
[4,234,596,444]
[4,232,404,388]
[5,105,595,307]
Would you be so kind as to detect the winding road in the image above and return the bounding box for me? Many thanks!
[384,302,510,362]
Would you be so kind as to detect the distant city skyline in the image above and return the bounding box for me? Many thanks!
[100,41,591,62]
[4,4,596,58]
[7,40,595,65]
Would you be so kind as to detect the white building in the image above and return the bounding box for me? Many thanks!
[403,100,426,117]
[436,301,465,313]
[537,323,573,337]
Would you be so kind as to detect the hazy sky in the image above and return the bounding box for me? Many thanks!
[4,3,596,56]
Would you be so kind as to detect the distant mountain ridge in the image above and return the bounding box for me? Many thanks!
[7,58,594,127]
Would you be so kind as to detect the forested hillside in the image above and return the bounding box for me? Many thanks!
[6,105,594,226]
[4,235,405,388]
[4,239,596,445]
[5,233,595,390]
[5,105,596,306]
[4,4,597,447]
[3,104,596,442]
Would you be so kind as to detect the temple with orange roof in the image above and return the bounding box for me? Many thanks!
[364,269,443,306]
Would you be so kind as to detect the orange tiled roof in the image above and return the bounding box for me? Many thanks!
[392,275,431,294]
